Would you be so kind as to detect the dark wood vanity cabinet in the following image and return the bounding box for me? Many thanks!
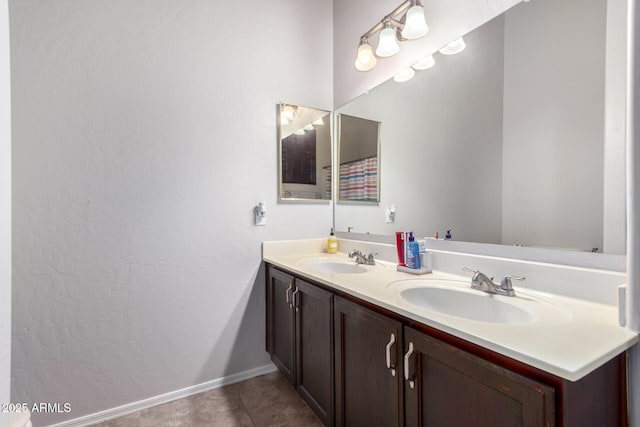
[266,267,333,426]
[265,264,627,427]
[334,296,404,427]
[403,326,554,427]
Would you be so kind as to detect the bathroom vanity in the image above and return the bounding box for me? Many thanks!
[263,240,637,427]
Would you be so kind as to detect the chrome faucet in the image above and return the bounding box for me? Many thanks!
[463,267,524,297]
[349,250,376,265]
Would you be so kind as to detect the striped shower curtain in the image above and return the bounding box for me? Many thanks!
[338,157,378,202]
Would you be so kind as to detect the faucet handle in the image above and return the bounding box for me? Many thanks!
[463,267,486,279]
[500,275,525,295]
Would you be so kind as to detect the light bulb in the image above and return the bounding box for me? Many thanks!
[412,55,435,70]
[355,40,377,71]
[280,116,290,126]
[376,22,400,58]
[401,5,429,40]
[439,37,466,55]
[393,67,415,83]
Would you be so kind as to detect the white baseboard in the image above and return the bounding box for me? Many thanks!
[46,363,277,427]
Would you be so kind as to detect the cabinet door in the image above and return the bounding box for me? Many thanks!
[266,267,295,384]
[404,327,555,427]
[334,297,403,427]
[295,279,334,426]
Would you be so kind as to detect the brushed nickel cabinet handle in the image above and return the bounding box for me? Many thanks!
[291,287,300,312]
[285,283,294,307]
[404,341,415,389]
[385,333,397,376]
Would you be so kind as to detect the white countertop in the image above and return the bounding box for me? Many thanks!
[263,242,638,382]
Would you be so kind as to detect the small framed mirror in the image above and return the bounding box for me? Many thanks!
[278,102,332,203]
[337,114,381,204]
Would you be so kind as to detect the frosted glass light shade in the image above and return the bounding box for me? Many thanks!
[280,117,290,126]
[401,5,429,40]
[294,129,305,135]
[303,124,314,131]
[376,26,400,57]
[439,37,466,55]
[355,41,377,71]
[412,55,435,70]
[393,67,415,83]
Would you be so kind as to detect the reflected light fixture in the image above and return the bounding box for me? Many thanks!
[280,117,290,126]
[281,104,297,121]
[353,0,429,71]
[439,37,466,55]
[401,2,429,40]
[393,67,415,83]
[303,124,314,131]
[376,19,400,58]
[412,54,435,70]
[355,38,377,71]
[294,129,305,135]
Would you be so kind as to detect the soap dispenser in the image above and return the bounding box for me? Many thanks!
[327,228,338,254]
[407,234,421,269]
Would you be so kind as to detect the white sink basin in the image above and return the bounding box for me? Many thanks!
[299,258,368,274]
[400,286,533,324]
[389,279,571,325]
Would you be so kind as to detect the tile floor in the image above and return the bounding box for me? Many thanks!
[92,371,323,427]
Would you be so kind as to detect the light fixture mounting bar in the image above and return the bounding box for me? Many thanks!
[359,0,417,40]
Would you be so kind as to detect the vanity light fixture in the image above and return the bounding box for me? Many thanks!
[281,104,298,121]
[376,19,401,57]
[393,67,415,83]
[303,124,314,131]
[439,37,466,55]
[412,54,435,70]
[294,129,305,135]
[354,0,429,71]
[401,2,429,40]
[355,38,377,71]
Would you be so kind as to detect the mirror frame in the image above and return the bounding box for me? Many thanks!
[277,102,332,204]
[336,113,382,205]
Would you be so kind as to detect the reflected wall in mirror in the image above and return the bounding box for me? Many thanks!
[334,0,626,254]
[337,114,381,203]
[278,103,332,203]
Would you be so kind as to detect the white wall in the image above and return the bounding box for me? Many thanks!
[0,1,10,426]
[603,0,628,255]
[627,1,640,424]
[333,0,521,108]
[501,0,606,251]
[9,0,333,425]
[335,16,505,242]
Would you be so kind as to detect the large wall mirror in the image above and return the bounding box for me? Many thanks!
[278,103,332,203]
[334,0,627,255]
[337,114,381,204]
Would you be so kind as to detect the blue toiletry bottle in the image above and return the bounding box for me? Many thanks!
[407,235,421,269]
[445,229,452,240]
